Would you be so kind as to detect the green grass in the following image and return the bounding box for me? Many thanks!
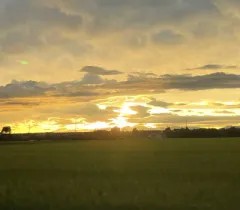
[0,138,240,210]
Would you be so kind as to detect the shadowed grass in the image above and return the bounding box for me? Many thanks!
[0,138,240,209]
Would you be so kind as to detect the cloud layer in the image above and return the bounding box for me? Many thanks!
[1,0,240,84]
[1,72,240,99]
[81,66,122,75]
[1,0,240,132]
[186,64,239,71]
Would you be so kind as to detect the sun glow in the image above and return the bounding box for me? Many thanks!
[8,97,240,134]
[114,105,137,116]
[66,121,109,131]
[97,104,107,110]
[220,101,240,106]
[145,123,157,129]
[39,121,60,131]
[111,116,137,128]
[190,101,209,106]
[149,107,170,114]
[11,120,60,133]
[114,102,148,116]
[84,122,109,130]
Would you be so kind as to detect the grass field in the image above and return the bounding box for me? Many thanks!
[0,138,240,210]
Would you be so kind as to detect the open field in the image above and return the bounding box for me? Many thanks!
[0,138,240,210]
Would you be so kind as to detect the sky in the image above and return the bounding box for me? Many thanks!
[1,0,240,133]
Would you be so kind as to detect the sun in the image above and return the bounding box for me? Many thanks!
[111,116,136,128]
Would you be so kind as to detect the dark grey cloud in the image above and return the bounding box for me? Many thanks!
[131,106,150,118]
[2,101,39,106]
[49,103,117,122]
[0,28,43,54]
[0,0,82,30]
[212,102,224,107]
[162,72,240,90]
[0,0,229,65]
[186,64,239,71]
[104,72,240,92]
[0,80,52,98]
[0,0,218,36]
[0,0,83,56]
[63,0,218,33]
[1,72,240,99]
[81,66,122,75]
[212,102,240,108]
[0,72,114,98]
[175,103,188,106]
[127,72,157,82]
[76,72,240,97]
[66,91,100,97]
[80,73,105,85]
[148,98,173,108]
[214,110,235,115]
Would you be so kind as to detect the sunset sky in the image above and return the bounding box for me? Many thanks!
[1,0,240,133]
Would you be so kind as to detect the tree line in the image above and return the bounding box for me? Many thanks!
[1,126,240,141]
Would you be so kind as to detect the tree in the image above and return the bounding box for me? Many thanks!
[111,127,121,135]
[1,126,12,135]
[132,128,139,133]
